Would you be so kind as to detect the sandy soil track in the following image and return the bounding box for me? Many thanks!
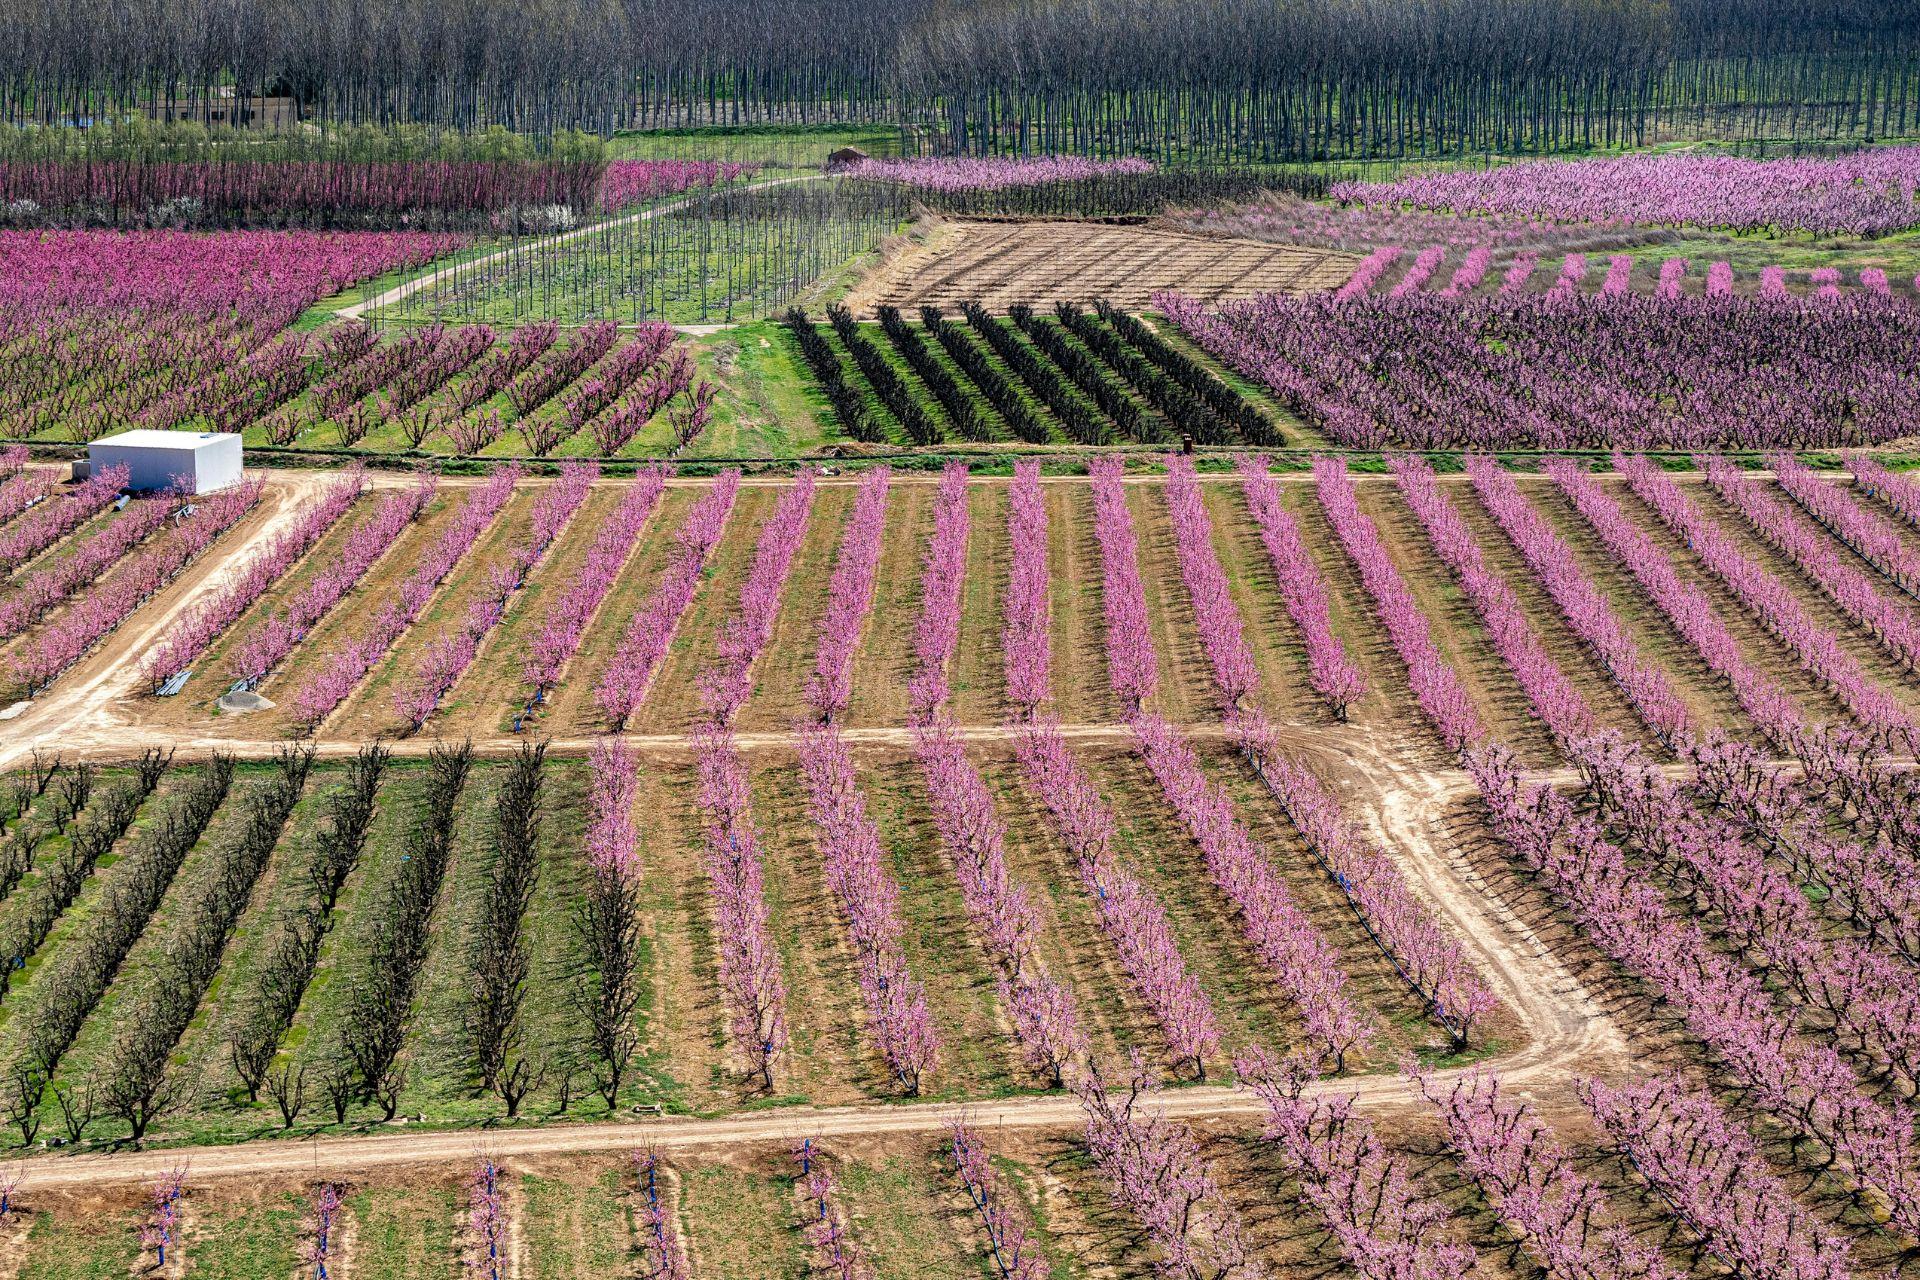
[0,470,345,767]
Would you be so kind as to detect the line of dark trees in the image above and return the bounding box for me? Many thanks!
[4,0,1916,157]
[0,121,608,229]
[899,0,1920,158]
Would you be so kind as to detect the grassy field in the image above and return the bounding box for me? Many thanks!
[369,180,909,328]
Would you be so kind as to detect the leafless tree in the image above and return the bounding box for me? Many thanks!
[50,1077,94,1145]
[1,1063,46,1146]
[265,1064,308,1130]
[319,1066,355,1126]
[0,0,1908,154]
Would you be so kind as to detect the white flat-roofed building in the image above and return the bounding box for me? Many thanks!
[88,430,243,495]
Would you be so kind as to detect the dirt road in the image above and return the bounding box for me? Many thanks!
[0,471,343,772]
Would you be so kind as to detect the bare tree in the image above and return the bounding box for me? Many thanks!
[1,1063,46,1146]
[371,1060,409,1123]
[319,1066,354,1126]
[469,742,544,1094]
[495,1054,544,1119]
[98,1044,180,1147]
[49,1076,94,1145]
[573,860,644,1110]
[344,741,469,1103]
[265,1064,308,1130]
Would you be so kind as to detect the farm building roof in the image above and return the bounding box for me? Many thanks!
[92,429,235,451]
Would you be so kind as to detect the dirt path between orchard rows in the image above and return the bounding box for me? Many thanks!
[0,472,341,770]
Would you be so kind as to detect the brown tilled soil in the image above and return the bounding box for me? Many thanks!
[847,218,1360,316]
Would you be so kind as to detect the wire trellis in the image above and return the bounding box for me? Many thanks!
[382,179,911,326]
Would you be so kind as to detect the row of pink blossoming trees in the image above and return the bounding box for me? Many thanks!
[1381,444,1920,1270]
[1160,272,1920,450]
[1338,243,1917,302]
[1055,445,1920,1278]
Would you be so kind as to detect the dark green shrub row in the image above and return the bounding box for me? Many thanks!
[919,307,1051,445]
[1055,303,1234,445]
[341,741,472,1119]
[828,305,940,445]
[784,308,880,443]
[963,302,1109,445]
[1009,303,1154,441]
[876,305,987,441]
[1098,302,1280,446]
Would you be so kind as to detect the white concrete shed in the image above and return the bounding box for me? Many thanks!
[88,430,243,495]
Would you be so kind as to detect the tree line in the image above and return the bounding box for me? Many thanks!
[3,0,1915,157]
